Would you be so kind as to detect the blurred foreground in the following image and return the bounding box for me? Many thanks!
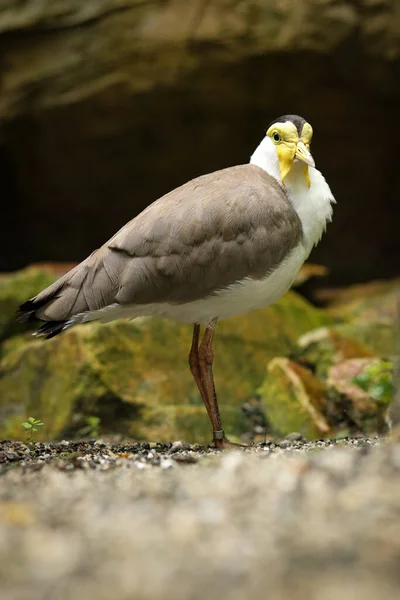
[1,438,400,600]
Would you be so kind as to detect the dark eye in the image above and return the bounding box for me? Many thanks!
[273,132,281,143]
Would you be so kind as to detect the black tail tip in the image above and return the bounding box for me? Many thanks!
[34,320,68,340]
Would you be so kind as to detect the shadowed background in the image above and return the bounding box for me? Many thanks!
[1,0,400,283]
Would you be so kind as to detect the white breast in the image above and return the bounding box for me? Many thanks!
[251,135,335,256]
[285,162,335,254]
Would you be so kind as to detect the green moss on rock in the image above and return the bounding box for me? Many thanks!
[295,327,374,379]
[0,330,101,440]
[324,279,398,356]
[334,322,395,357]
[0,268,57,343]
[258,358,331,439]
[0,288,333,442]
[328,358,393,434]
[131,404,246,444]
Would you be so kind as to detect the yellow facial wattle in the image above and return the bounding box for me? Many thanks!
[275,141,297,184]
[266,121,315,187]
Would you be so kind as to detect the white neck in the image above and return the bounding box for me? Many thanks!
[250,137,336,254]
[250,136,282,182]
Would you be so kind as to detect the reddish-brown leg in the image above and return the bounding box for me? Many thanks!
[189,324,213,424]
[189,323,245,449]
[198,324,242,449]
[198,326,222,444]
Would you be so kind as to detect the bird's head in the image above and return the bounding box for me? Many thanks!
[265,115,315,187]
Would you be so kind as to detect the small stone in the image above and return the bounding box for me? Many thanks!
[189,444,203,452]
[169,441,189,453]
[278,441,292,449]
[285,432,303,441]
[172,454,198,464]
[5,451,18,461]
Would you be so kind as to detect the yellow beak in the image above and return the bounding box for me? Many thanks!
[295,141,315,168]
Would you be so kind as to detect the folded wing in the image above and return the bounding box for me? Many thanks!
[19,164,302,333]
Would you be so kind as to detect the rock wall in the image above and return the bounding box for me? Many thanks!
[1,0,400,281]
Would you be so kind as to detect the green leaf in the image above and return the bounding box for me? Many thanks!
[22,422,32,429]
[28,417,36,423]
[370,383,393,404]
[353,372,370,390]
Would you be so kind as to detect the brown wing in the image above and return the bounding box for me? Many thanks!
[20,165,302,324]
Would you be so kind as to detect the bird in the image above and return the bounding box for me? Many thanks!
[18,114,335,449]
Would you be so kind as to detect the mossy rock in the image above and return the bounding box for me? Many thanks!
[0,268,57,343]
[258,353,394,440]
[323,279,398,356]
[132,404,246,444]
[258,358,331,440]
[327,358,393,434]
[0,330,103,441]
[0,290,333,442]
[295,327,374,379]
[326,278,399,324]
[334,321,395,357]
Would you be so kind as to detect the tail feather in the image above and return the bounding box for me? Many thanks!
[17,285,64,324]
[34,320,69,339]
[17,247,119,339]
[18,287,70,339]
[17,257,91,335]
[17,299,40,324]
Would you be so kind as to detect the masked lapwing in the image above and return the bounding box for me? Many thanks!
[19,114,335,448]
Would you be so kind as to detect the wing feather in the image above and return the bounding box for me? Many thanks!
[21,164,302,323]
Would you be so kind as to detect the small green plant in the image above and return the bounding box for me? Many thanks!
[22,417,44,442]
[353,360,394,405]
[83,415,101,438]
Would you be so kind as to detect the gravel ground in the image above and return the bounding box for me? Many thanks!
[1,436,400,600]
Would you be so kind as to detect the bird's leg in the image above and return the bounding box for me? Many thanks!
[188,324,214,423]
[189,323,243,449]
[198,324,232,450]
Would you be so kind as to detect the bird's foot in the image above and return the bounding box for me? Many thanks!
[213,430,246,450]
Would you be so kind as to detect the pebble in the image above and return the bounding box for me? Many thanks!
[284,432,303,441]
[169,440,190,453]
